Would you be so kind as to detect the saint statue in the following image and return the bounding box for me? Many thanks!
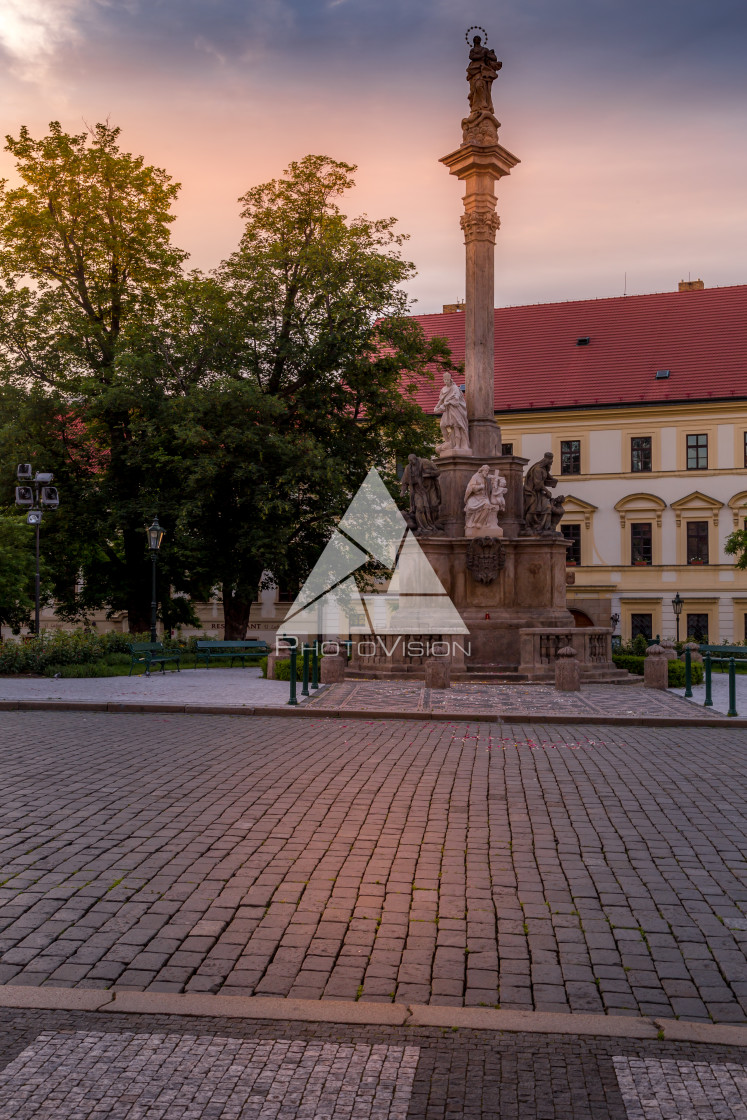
[400,454,443,535]
[464,464,507,537]
[434,372,470,454]
[523,452,563,534]
[466,35,501,117]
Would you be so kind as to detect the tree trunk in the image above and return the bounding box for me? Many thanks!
[222,586,253,639]
[123,527,153,635]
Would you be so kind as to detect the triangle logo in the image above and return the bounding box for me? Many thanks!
[281,467,468,636]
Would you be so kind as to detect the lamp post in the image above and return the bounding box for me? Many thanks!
[146,517,165,644]
[14,464,59,635]
[672,592,683,643]
[610,613,620,633]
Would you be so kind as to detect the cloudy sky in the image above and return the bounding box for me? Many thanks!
[1,0,745,312]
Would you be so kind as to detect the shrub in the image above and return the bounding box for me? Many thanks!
[260,656,292,681]
[631,634,649,656]
[43,661,121,678]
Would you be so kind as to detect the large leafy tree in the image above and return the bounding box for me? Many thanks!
[177,155,451,636]
[0,122,190,630]
[0,134,451,638]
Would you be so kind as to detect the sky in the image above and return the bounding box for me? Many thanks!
[0,0,745,313]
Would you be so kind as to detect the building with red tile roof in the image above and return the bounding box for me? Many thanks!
[412,281,747,644]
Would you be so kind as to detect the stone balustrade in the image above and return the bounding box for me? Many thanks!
[518,627,614,679]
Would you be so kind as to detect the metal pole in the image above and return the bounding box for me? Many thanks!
[301,644,310,697]
[311,642,319,690]
[704,653,713,707]
[728,657,738,718]
[150,551,158,644]
[675,615,680,644]
[288,645,298,706]
[684,647,693,698]
[34,519,40,636]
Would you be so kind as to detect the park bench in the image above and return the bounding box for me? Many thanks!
[129,641,181,676]
[195,639,271,669]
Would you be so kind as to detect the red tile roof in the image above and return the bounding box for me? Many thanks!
[411,284,747,413]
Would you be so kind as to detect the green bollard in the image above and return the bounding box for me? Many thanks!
[287,644,298,706]
[301,644,310,697]
[704,652,713,707]
[728,657,738,717]
[684,647,693,699]
[311,643,319,690]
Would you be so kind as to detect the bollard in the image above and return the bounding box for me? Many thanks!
[288,645,298,706]
[684,647,693,698]
[728,657,738,717]
[311,643,319,690]
[301,644,310,697]
[704,653,713,707]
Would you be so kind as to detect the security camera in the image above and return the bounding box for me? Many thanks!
[26,510,42,526]
[16,464,32,481]
[40,486,59,509]
[15,486,33,507]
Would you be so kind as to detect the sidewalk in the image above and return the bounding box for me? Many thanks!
[0,669,730,725]
[0,665,291,707]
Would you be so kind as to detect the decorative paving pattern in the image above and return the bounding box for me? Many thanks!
[2,712,747,1023]
[306,680,717,719]
[613,1056,747,1119]
[0,1029,419,1119]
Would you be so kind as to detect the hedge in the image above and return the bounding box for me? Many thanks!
[612,653,703,687]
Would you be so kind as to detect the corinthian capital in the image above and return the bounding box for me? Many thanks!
[460,210,501,244]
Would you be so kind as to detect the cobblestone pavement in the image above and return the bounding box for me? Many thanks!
[305,679,717,719]
[2,712,747,1025]
[2,1008,747,1119]
[0,666,291,707]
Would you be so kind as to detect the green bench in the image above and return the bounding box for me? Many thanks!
[195,640,271,668]
[129,642,181,676]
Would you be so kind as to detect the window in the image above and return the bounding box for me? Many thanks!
[631,436,652,473]
[631,523,652,565]
[501,442,513,456]
[561,439,581,475]
[562,524,581,564]
[686,433,708,470]
[631,614,653,640]
[686,521,709,564]
[686,614,709,643]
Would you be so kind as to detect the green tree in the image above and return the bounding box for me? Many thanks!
[179,155,452,636]
[725,530,747,570]
[0,515,37,630]
[0,122,189,630]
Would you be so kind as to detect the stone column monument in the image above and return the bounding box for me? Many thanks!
[350,31,621,682]
[439,32,519,458]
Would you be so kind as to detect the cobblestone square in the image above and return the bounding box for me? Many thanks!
[1,711,747,1025]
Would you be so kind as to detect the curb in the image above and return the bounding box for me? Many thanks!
[0,986,746,1047]
[0,697,744,727]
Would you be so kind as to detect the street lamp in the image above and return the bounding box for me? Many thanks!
[672,592,683,643]
[14,464,60,635]
[610,613,620,632]
[146,517,165,644]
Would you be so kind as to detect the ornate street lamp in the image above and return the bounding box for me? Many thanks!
[146,517,165,644]
[15,464,60,635]
[610,613,620,632]
[672,592,683,643]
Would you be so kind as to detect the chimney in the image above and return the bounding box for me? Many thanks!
[442,301,465,314]
[678,279,705,292]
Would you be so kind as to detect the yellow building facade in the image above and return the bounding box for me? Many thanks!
[497,399,747,643]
